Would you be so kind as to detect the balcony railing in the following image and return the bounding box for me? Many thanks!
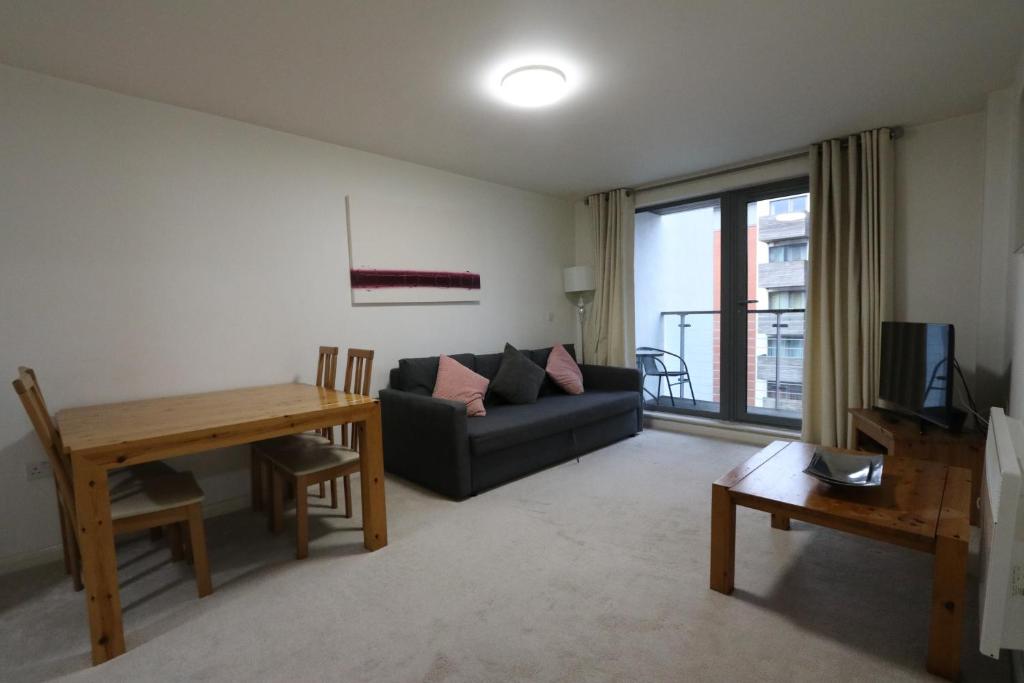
[655,308,805,416]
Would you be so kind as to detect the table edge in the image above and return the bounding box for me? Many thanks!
[56,384,379,463]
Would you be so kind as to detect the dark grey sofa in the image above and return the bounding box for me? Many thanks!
[380,345,643,500]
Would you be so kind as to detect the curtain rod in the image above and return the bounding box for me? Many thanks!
[584,126,903,203]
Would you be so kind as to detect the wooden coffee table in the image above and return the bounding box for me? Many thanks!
[709,441,971,680]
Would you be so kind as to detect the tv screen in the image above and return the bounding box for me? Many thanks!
[878,322,956,428]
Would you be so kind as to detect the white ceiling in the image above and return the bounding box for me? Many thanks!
[1,1,1022,198]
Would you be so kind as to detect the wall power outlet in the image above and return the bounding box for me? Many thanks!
[25,460,52,481]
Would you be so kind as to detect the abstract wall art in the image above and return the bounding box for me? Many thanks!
[345,195,481,304]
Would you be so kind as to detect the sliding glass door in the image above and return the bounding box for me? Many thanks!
[634,177,809,429]
[634,198,723,417]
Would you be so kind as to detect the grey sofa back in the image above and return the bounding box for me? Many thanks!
[388,344,577,398]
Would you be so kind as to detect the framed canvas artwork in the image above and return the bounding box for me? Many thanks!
[345,195,481,304]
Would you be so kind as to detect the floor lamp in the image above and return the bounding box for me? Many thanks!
[563,265,595,363]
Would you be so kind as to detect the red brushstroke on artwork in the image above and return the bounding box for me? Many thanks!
[350,269,481,290]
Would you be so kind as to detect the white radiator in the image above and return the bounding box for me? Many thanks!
[980,407,1024,657]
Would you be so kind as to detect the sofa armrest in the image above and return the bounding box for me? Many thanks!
[380,388,472,500]
[580,364,642,393]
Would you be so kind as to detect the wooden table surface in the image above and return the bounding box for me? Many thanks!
[57,383,377,464]
[849,407,984,525]
[56,383,387,665]
[710,440,971,680]
[727,440,948,551]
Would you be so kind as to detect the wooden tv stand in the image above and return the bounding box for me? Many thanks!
[848,407,984,525]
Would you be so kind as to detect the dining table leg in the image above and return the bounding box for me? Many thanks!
[359,406,388,550]
[71,456,124,664]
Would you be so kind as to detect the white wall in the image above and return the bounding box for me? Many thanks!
[0,65,575,564]
[1003,48,1024,418]
[977,87,1019,410]
[893,112,987,390]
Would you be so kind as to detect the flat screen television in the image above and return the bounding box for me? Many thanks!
[877,321,962,430]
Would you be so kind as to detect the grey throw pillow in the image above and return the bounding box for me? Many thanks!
[490,343,546,404]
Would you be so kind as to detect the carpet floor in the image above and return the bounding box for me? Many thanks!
[0,429,1011,682]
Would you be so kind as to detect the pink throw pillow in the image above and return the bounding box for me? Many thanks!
[546,344,584,395]
[433,354,490,416]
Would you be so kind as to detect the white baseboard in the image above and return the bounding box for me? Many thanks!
[0,544,66,575]
[0,494,251,576]
[645,411,800,446]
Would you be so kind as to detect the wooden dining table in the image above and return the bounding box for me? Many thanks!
[55,382,387,665]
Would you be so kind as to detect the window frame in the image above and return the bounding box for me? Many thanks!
[636,175,809,430]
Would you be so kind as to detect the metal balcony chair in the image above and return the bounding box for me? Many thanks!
[636,346,697,407]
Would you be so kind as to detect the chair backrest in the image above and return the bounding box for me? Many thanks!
[314,346,340,440]
[12,367,77,526]
[341,349,375,450]
[636,348,668,375]
[344,348,374,396]
[316,346,340,390]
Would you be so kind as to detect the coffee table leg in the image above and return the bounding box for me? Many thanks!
[710,483,735,594]
[771,514,790,530]
[926,533,968,679]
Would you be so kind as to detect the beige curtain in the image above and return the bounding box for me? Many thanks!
[584,189,635,366]
[802,128,895,447]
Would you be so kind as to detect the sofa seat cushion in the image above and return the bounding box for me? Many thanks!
[466,390,638,455]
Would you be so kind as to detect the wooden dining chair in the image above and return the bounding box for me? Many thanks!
[254,348,374,559]
[13,367,213,598]
[250,346,339,511]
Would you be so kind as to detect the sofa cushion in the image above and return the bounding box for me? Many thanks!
[489,343,545,404]
[475,352,504,381]
[545,344,583,395]
[398,353,475,395]
[432,354,489,416]
[530,345,577,396]
[528,347,559,396]
[466,391,639,455]
[528,344,575,367]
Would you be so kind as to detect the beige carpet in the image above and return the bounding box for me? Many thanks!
[0,429,1010,682]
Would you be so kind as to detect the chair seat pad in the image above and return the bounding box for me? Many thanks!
[126,460,177,478]
[109,472,204,520]
[265,443,360,476]
[105,459,179,491]
[255,432,332,454]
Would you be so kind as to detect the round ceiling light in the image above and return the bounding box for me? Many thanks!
[499,65,568,107]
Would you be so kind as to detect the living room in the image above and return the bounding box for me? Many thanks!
[2,2,1024,681]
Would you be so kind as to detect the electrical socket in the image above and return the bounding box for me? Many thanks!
[25,460,52,481]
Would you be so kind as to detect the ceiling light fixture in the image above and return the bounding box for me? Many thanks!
[498,65,568,107]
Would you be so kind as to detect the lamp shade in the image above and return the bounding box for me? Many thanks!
[563,265,595,294]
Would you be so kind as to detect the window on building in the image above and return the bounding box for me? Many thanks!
[770,195,808,216]
[768,290,806,309]
[766,338,804,359]
[766,382,803,400]
[768,242,808,262]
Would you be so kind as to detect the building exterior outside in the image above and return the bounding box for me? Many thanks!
[751,194,808,417]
